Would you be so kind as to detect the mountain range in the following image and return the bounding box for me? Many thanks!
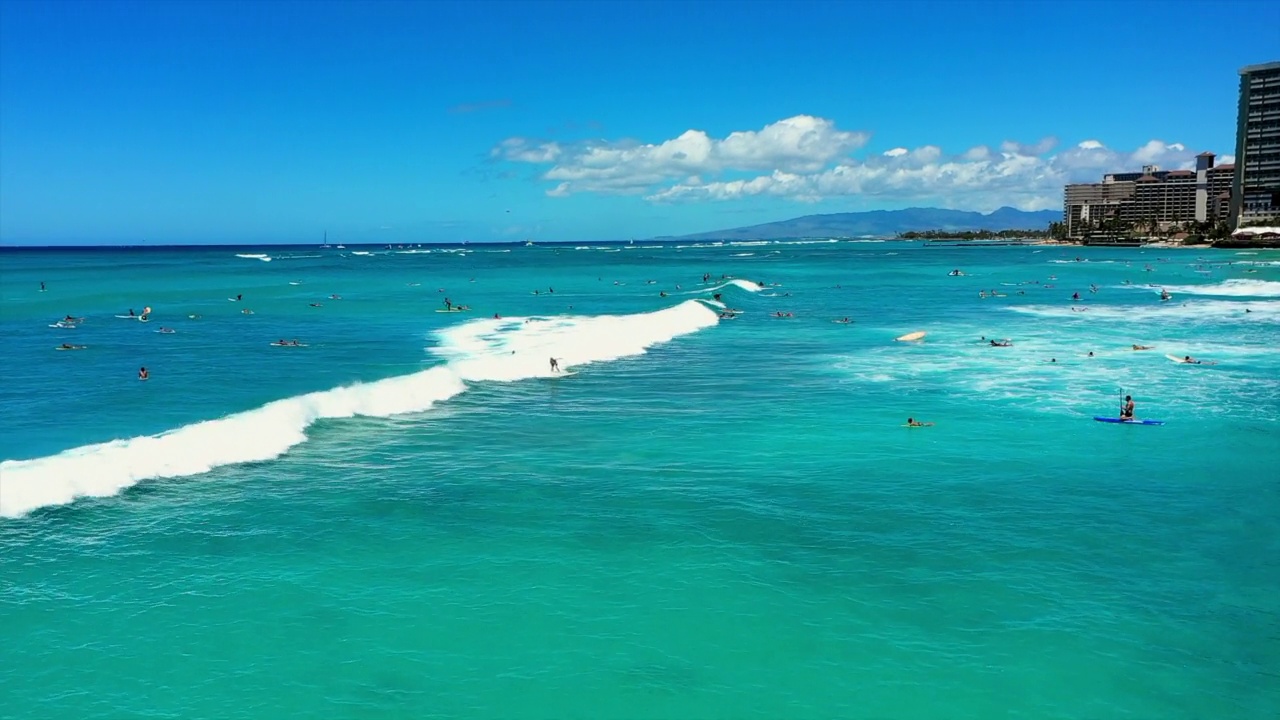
[666,207,1059,240]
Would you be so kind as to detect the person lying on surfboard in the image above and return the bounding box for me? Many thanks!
[906,418,933,427]
[1132,344,1154,351]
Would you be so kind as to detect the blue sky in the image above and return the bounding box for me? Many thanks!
[1,0,1277,245]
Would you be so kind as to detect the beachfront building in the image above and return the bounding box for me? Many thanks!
[1231,61,1280,226]
[1062,157,1234,238]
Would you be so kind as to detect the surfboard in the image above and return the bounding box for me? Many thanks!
[54,346,86,351]
[1166,354,1186,363]
[1094,417,1164,425]
[49,323,76,328]
[115,314,139,319]
[269,342,308,347]
[896,331,926,342]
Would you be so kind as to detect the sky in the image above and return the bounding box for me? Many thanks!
[1,0,1278,245]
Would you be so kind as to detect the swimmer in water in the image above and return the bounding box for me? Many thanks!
[906,418,934,427]
[138,367,149,380]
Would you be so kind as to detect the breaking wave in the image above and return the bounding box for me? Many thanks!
[0,301,720,518]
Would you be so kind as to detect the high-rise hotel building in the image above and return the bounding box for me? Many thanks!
[1062,157,1234,237]
[1231,61,1280,226]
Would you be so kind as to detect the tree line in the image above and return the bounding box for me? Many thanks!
[896,228,1052,240]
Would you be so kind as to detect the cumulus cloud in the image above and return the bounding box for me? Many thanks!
[495,116,1207,210]
[493,115,868,196]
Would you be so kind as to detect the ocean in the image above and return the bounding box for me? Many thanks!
[2,240,1278,718]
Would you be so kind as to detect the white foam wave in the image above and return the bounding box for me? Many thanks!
[0,301,720,519]
[1159,280,1280,298]
[235,253,272,262]
[1006,299,1280,323]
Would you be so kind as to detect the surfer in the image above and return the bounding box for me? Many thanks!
[1131,344,1154,351]
[906,418,934,427]
[235,294,242,301]
[40,281,46,291]
[1120,395,1135,421]
[989,339,1012,347]
[1072,292,1080,301]
[129,308,136,316]
[549,357,559,373]
[444,298,452,310]
[138,367,149,380]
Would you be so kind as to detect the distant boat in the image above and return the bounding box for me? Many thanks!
[320,230,331,248]
[525,240,534,246]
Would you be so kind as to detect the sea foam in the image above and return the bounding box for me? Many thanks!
[1159,279,1280,298]
[0,300,720,518]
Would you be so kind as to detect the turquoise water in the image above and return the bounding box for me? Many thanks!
[2,241,1278,718]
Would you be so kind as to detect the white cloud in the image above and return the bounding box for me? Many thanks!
[493,138,562,163]
[1131,139,1183,164]
[494,115,868,195]
[495,116,1207,211]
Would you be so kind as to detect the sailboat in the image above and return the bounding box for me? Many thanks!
[320,231,331,249]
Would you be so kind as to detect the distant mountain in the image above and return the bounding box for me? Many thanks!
[667,207,1059,241]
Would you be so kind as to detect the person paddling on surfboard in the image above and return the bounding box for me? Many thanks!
[906,418,934,427]
[1120,395,1135,421]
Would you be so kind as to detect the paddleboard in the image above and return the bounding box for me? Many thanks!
[435,309,467,313]
[1094,417,1164,425]
[896,331,926,342]
[269,342,308,347]
[54,346,86,351]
